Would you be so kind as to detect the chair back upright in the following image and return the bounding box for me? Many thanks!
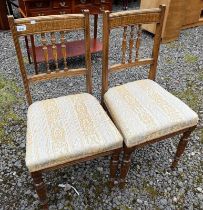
[102,5,166,100]
[8,11,92,105]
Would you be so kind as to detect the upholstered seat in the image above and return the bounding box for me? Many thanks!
[104,79,198,148]
[26,93,123,172]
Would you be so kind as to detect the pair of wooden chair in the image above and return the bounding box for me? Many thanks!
[9,5,198,209]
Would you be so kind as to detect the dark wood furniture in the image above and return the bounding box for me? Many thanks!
[18,0,112,73]
[8,12,122,209]
[18,0,112,37]
[0,0,10,30]
[0,0,19,30]
[101,6,198,188]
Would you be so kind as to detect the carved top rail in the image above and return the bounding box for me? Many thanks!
[12,14,85,36]
[109,8,163,28]
[8,11,92,105]
[101,5,166,98]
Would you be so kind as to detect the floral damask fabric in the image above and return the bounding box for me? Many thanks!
[104,79,198,147]
[26,93,123,172]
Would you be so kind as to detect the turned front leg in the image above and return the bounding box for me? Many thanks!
[109,149,121,188]
[120,147,133,188]
[171,127,196,169]
[31,171,48,210]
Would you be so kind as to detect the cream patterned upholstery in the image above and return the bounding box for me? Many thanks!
[104,79,198,148]
[26,93,123,172]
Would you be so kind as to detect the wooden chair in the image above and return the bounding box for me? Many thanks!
[101,5,199,188]
[8,11,123,209]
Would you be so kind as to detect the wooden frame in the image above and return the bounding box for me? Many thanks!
[8,12,92,105]
[8,12,122,209]
[101,5,197,188]
[102,6,165,99]
[119,126,196,188]
[30,148,121,209]
[18,0,112,74]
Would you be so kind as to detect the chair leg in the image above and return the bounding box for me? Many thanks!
[119,147,133,189]
[31,172,48,210]
[171,127,196,169]
[109,149,121,188]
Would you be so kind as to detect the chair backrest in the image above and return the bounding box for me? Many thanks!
[101,5,166,99]
[8,11,91,105]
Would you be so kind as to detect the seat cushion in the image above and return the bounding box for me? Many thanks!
[104,79,198,148]
[26,93,123,172]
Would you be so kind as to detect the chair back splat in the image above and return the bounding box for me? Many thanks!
[8,11,92,105]
[102,5,166,100]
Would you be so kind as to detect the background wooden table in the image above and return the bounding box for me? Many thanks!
[18,0,113,72]
[0,0,10,30]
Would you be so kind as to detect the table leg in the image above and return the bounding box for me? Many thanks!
[94,14,98,39]
[0,0,9,30]
[7,0,14,15]
[30,35,38,74]
[24,36,32,64]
